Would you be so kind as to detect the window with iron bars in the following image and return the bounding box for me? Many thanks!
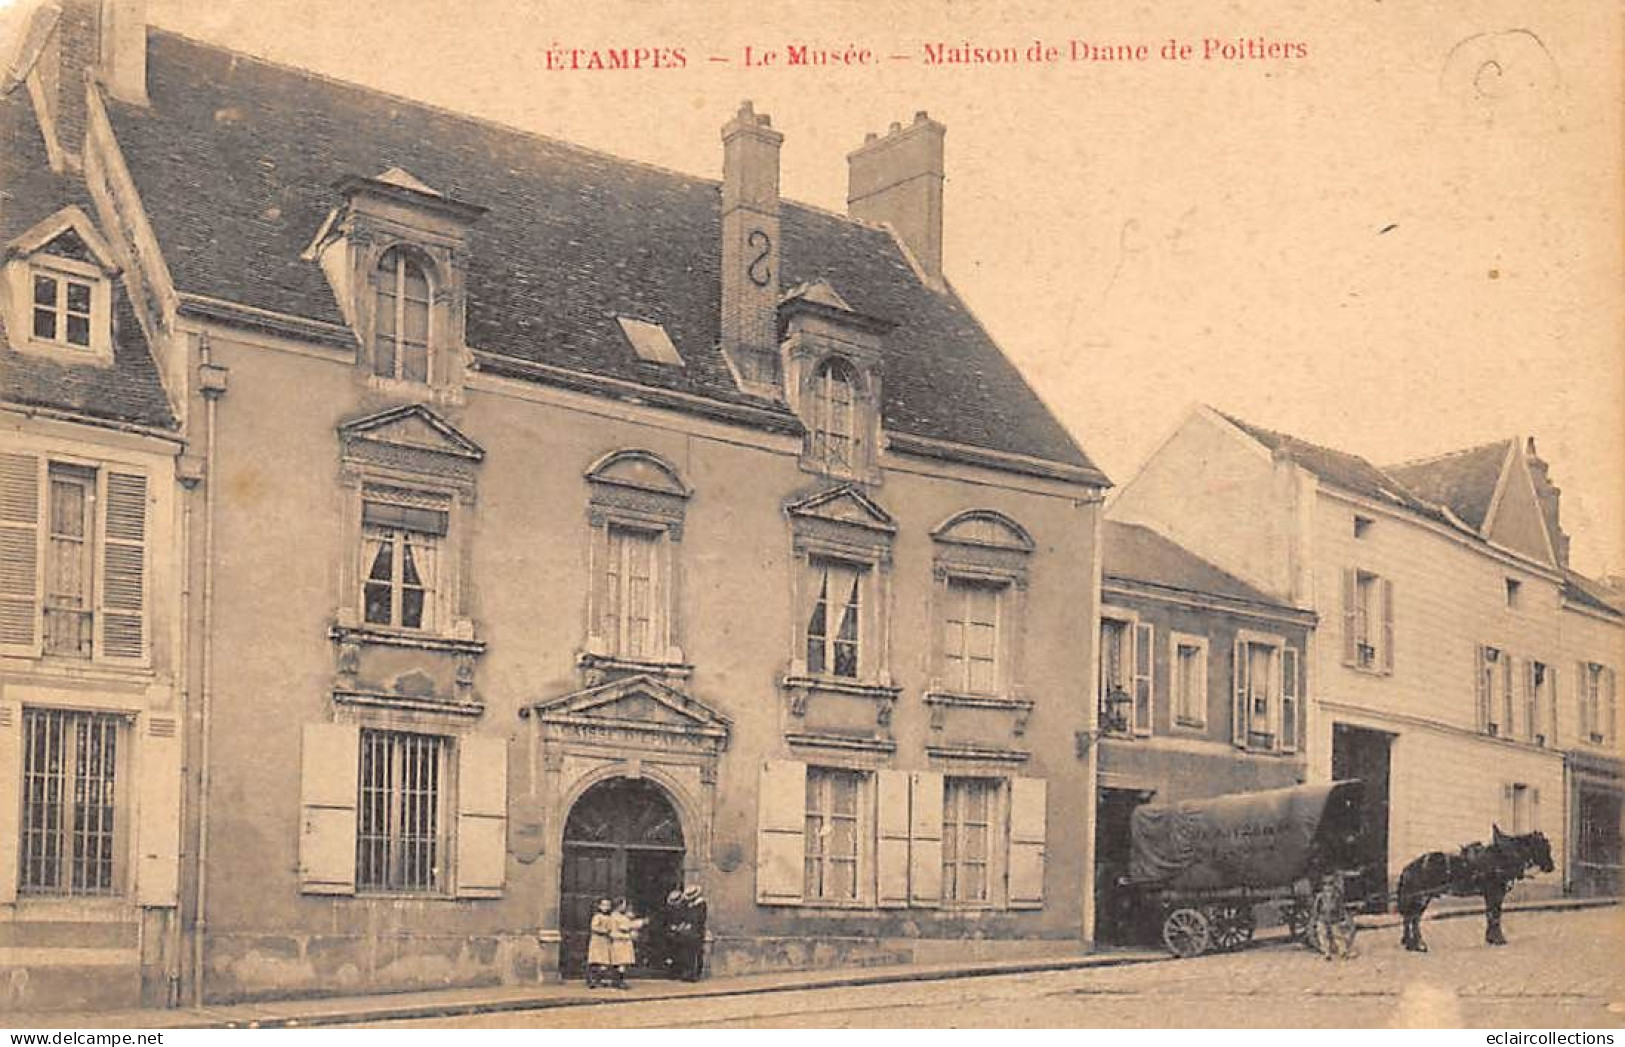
[356,729,448,893]
[19,708,121,896]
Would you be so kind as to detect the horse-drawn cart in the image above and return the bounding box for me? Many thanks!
[1120,780,1367,959]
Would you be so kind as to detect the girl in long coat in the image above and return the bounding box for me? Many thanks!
[586,898,614,988]
[608,897,646,989]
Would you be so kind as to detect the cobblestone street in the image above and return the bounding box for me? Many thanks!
[377,906,1624,1029]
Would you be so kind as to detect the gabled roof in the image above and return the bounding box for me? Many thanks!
[1214,409,1447,522]
[1562,571,1623,618]
[0,89,176,431]
[1385,439,1515,532]
[101,30,1101,478]
[1102,520,1301,612]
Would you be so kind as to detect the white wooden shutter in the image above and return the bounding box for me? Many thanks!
[1281,645,1299,753]
[0,453,41,655]
[1479,648,1495,732]
[299,722,359,895]
[876,769,910,907]
[1232,637,1248,747]
[1340,568,1358,666]
[756,759,806,904]
[1547,666,1559,746]
[0,701,21,903]
[97,470,147,661]
[1525,663,1539,742]
[455,734,508,898]
[908,770,943,906]
[1380,579,1395,674]
[1501,655,1515,738]
[1008,776,1047,908]
[1577,661,1593,739]
[1599,669,1612,744]
[1132,621,1153,736]
[136,715,182,906]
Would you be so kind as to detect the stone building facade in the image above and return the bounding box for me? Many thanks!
[0,1,1109,1008]
[0,0,186,1009]
[1091,520,1315,942]
[1111,406,1621,908]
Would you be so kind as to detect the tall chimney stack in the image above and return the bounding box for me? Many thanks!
[719,100,783,394]
[847,111,946,284]
[99,0,148,107]
[21,0,147,171]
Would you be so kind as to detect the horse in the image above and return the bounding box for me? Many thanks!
[1395,826,1554,952]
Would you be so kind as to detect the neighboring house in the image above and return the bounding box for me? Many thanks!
[1112,406,1620,907]
[0,10,185,1010]
[1,1,1110,1008]
[1092,521,1315,943]
[1389,440,1623,898]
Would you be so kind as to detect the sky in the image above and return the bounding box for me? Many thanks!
[9,0,1623,574]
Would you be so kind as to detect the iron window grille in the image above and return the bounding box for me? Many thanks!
[356,728,448,893]
[20,708,121,896]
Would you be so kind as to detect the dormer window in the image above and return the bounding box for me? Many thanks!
[4,207,121,367]
[304,170,486,400]
[32,268,95,349]
[811,358,858,471]
[374,248,432,383]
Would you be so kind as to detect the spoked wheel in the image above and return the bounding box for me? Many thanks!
[1161,907,1212,959]
[1284,902,1312,945]
[1208,904,1255,952]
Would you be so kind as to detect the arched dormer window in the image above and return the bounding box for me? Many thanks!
[811,357,858,471]
[374,248,432,383]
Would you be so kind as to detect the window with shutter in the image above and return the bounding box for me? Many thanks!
[1232,636,1249,747]
[942,777,994,904]
[803,766,864,903]
[1171,634,1208,729]
[19,708,123,895]
[0,453,42,655]
[455,734,507,898]
[908,771,943,906]
[755,759,806,904]
[1132,621,1154,736]
[875,769,910,907]
[299,722,359,895]
[1281,645,1300,752]
[1007,776,1046,908]
[99,471,147,661]
[1481,647,1502,735]
[0,702,20,903]
[136,715,182,906]
[1500,655,1516,739]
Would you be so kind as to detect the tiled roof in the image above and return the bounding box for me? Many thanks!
[1214,409,1446,521]
[0,90,176,430]
[1562,571,1623,618]
[1384,439,1513,532]
[100,31,1101,477]
[1102,520,1299,611]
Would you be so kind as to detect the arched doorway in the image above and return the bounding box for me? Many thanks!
[559,777,686,977]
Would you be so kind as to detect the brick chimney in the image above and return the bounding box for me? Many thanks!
[847,111,946,284]
[25,0,147,170]
[719,100,783,394]
[1525,437,1570,567]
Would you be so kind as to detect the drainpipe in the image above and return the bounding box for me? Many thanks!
[192,333,228,1007]
[167,483,192,1008]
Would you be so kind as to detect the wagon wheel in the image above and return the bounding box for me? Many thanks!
[1161,907,1212,958]
[1208,904,1255,951]
[1284,902,1312,945]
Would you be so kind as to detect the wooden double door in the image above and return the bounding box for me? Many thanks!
[559,778,685,977]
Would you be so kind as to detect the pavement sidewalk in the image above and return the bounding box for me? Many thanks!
[6,896,1612,1030]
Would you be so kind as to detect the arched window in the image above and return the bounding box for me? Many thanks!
[811,357,857,470]
[374,248,431,383]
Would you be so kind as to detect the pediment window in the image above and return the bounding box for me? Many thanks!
[581,450,692,681]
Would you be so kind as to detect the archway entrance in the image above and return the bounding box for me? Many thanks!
[559,777,686,978]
